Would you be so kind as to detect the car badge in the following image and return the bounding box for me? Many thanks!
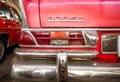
[47,16,83,22]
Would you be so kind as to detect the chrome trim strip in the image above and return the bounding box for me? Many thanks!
[11,57,120,82]
[26,31,39,45]
[118,35,120,57]
[19,0,29,28]
[82,31,87,45]
[19,44,95,48]
[22,28,120,31]
[43,2,120,6]
[14,48,98,59]
[101,52,117,54]
[42,2,120,7]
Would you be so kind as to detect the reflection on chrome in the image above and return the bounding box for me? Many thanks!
[118,35,120,57]
[102,34,118,53]
[11,57,120,82]
[15,48,98,59]
[82,31,98,46]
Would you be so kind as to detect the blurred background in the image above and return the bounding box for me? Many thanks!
[1,0,20,15]
[0,0,20,82]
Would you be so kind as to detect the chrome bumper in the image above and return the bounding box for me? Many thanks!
[11,48,120,82]
[14,48,98,59]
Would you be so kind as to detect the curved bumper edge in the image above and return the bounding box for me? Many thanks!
[11,56,120,82]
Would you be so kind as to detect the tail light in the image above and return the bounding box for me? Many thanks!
[19,29,98,48]
[18,31,36,45]
[32,31,86,46]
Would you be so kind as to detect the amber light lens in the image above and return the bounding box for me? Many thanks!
[50,32,69,39]
[50,32,69,45]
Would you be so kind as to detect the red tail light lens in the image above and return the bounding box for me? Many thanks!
[69,32,85,45]
[18,31,35,45]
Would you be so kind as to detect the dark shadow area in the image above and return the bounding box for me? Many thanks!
[0,44,18,63]
[5,44,19,54]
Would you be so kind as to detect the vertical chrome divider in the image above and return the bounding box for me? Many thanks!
[117,35,120,57]
[19,0,29,28]
[57,52,68,82]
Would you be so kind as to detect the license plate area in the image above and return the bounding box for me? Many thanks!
[50,39,69,45]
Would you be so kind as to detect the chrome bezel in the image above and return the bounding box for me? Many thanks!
[82,30,98,46]
[101,34,119,54]
[21,28,99,48]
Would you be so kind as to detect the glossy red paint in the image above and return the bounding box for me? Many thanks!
[23,0,40,28]
[23,0,120,28]
[39,0,120,28]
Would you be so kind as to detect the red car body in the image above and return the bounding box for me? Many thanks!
[0,1,21,62]
[11,0,120,82]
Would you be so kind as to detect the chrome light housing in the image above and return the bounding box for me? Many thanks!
[101,34,118,53]
[82,31,98,46]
